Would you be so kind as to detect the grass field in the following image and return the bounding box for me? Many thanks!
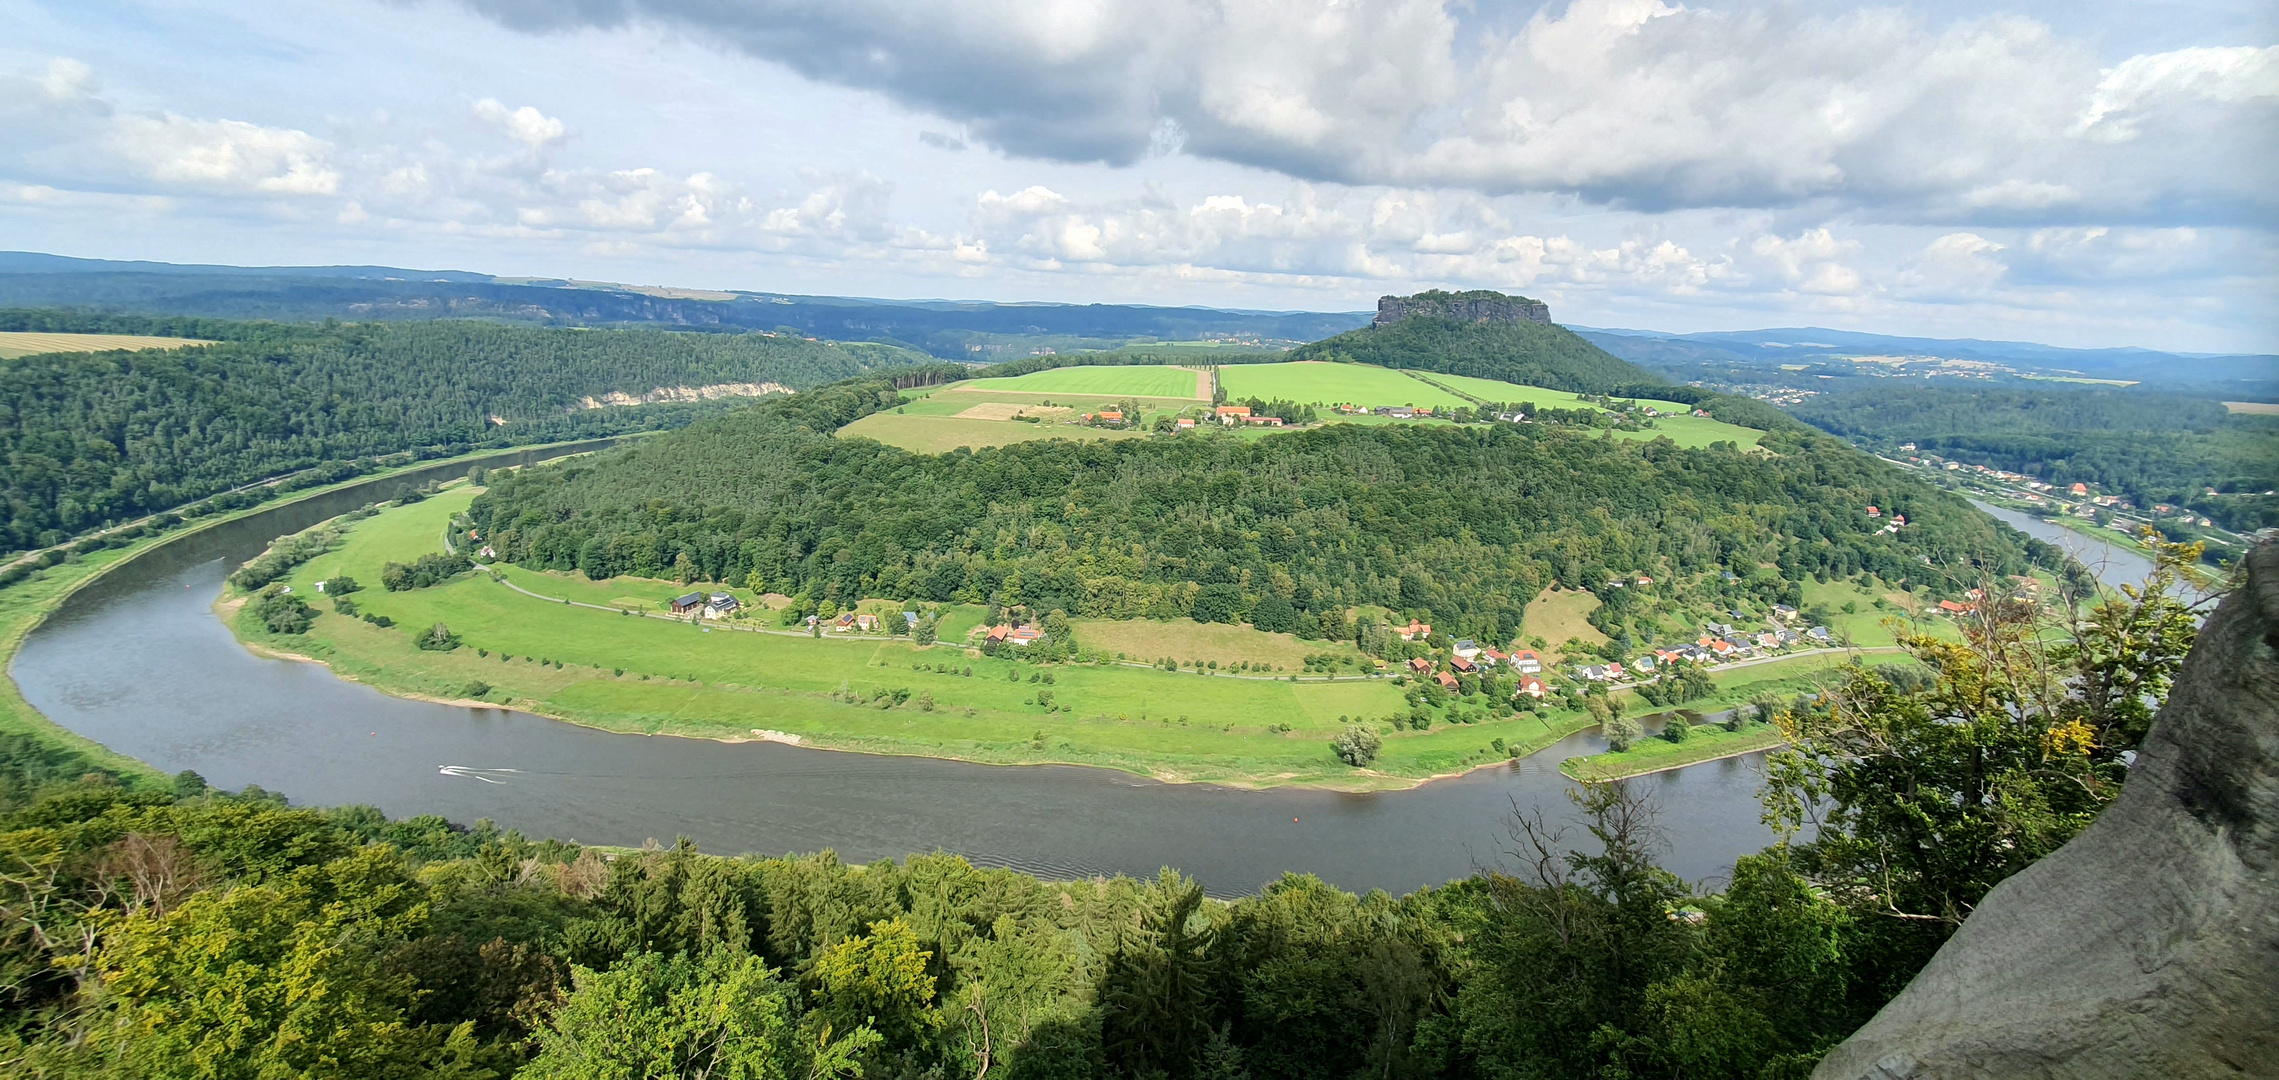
[2223,401,2279,415]
[244,491,1668,789]
[0,331,213,358]
[1799,577,1927,648]
[972,366,1203,398]
[837,413,1153,453]
[1218,361,1470,409]
[1523,588,1607,650]
[1219,362,1764,449]
[1071,618,1373,670]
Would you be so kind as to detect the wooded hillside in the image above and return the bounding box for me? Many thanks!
[0,313,927,552]
[471,374,2047,649]
[1289,314,1655,394]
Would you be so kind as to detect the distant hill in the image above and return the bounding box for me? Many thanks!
[0,252,1370,359]
[1291,293,1657,394]
[1581,325,2276,396]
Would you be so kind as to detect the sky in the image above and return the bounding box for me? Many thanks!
[1,0,2274,352]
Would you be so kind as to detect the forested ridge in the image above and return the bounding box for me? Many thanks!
[0,312,927,552]
[471,373,2049,649]
[0,540,2206,1078]
[1791,384,2279,530]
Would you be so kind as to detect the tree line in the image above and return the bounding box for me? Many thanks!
[0,312,930,553]
[0,542,2205,1077]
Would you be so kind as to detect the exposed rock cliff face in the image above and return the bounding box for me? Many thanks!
[1816,540,2279,1079]
[1374,290,1550,327]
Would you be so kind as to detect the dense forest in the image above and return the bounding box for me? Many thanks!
[0,543,2203,1078]
[1289,315,1655,394]
[1791,385,2279,530]
[0,312,927,552]
[469,373,2049,652]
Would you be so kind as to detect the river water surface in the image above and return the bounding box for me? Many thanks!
[16,449,1789,895]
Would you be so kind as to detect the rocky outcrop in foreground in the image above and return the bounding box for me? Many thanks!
[1816,541,2279,1078]
[1374,290,1550,327]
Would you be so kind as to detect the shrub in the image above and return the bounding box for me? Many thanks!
[415,622,461,651]
[254,589,315,635]
[381,551,471,591]
[1663,718,1692,743]
[461,680,491,699]
[1331,724,1382,767]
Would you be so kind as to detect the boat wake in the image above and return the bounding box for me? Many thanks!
[438,765,520,784]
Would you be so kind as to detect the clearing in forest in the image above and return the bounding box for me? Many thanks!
[1523,588,1608,649]
[0,332,214,358]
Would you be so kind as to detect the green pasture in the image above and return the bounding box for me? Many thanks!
[970,365,1202,398]
[254,492,1591,788]
[1217,361,1470,409]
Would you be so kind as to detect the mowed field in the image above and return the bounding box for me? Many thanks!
[0,331,213,358]
[974,365,1202,397]
[1218,361,1764,449]
[1218,361,1467,409]
[838,368,1205,453]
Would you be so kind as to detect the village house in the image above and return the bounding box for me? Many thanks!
[1578,664,1608,681]
[1607,662,1626,680]
[1175,417,1197,429]
[705,592,740,616]
[1407,657,1433,675]
[1516,675,1547,699]
[1241,414,1285,426]
[1008,626,1042,646]
[1481,648,1509,668]
[1377,406,1416,419]
[1512,649,1542,673]
[1395,619,1432,642]
[1434,670,1459,690]
[985,625,1011,644]
[1756,632,1782,649]
[1771,604,1799,621]
[1866,506,1881,517]
[1452,638,1481,660]
[1807,626,1831,641]
[1938,599,1977,615]
[856,613,880,632]
[1449,655,1477,673]
[834,612,861,631]
[1631,655,1656,674]
[1215,405,1252,425]
[670,592,705,615]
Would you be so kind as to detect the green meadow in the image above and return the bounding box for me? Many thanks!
[971,365,1203,397]
[238,488,1590,789]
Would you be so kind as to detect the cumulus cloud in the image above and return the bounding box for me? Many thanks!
[451,0,2277,225]
[0,57,339,196]
[473,98,567,149]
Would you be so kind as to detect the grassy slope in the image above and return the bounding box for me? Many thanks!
[1071,618,1374,669]
[1523,588,1608,648]
[836,413,1153,454]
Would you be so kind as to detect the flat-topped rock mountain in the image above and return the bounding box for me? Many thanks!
[1816,538,2279,1079]
[1375,289,1550,327]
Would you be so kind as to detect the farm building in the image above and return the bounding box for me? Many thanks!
[670,593,705,615]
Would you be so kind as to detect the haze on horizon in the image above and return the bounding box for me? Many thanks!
[1,0,2273,353]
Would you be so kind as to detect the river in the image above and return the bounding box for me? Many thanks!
[1972,500,2160,589]
[14,447,1784,896]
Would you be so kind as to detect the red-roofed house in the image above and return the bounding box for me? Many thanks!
[1407,657,1433,674]
[985,625,1011,643]
[1450,655,1476,673]
[1434,671,1459,690]
[1395,620,1432,642]
[1516,675,1547,699]
[1512,649,1542,673]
